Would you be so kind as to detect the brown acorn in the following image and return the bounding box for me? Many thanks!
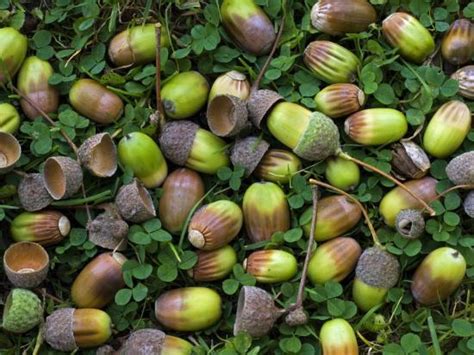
[87,205,128,250]
[314,83,366,118]
[189,245,237,282]
[441,19,474,66]
[78,133,117,177]
[391,141,431,180]
[254,149,302,184]
[451,65,474,100]
[43,156,83,200]
[17,173,53,212]
[230,136,270,177]
[115,179,156,223]
[0,132,21,174]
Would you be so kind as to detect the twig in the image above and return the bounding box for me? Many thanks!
[154,22,166,129]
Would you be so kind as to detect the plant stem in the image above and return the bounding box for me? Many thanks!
[427,314,443,355]
[154,22,165,129]
[51,190,112,206]
[0,204,20,209]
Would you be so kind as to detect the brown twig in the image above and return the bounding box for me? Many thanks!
[154,22,166,129]
[420,184,474,213]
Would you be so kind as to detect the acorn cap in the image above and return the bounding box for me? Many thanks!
[159,121,199,166]
[285,306,309,327]
[464,191,474,218]
[2,288,43,334]
[4,241,49,288]
[43,156,83,200]
[0,132,21,174]
[87,205,129,250]
[231,137,270,177]
[207,95,250,137]
[247,89,283,128]
[395,209,425,239]
[96,345,116,355]
[78,133,117,177]
[355,247,400,289]
[18,173,53,211]
[44,308,77,352]
[120,328,166,354]
[446,151,474,186]
[115,179,156,223]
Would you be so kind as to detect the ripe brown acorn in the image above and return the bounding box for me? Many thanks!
[441,19,474,66]
[451,65,474,100]
[189,245,237,282]
[314,83,366,118]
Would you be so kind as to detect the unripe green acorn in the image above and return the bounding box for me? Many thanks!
[308,237,361,284]
[0,27,28,83]
[325,156,360,191]
[163,335,194,355]
[0,103,21,133]
[304,40,360,84]
[441,19,474,66]
[161,71,209,119]
[314,83,366,118]
[118,131,168,188]
[108,23,170,67]
[189,245,237,282]
[254,149,302,184]
[209,71,251,102]
[155,287,222,331]
[411,247,466,305]
[423,100,471,158]
[345,108,408,145]
[2,289,43,333]
[244,249,298,283]
[302,195,362,241]
[221,0,275,56]
[451,65,474,100]
[382,12,435,63]
[243,182,290,243]
[379,176,437,227]
[361,314,387,333]
[320,318,359,355]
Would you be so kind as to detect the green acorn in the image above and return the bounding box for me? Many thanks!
[254,149,302,184]
[446,151,474,186]
[423,100,471,158]
[451,65,474,100]
[441,19,474,66]
[220,0,275,56]
[2,289,43,333]
[189,245,237,282]
[314,83,366,119]
[162,335,194,355]
[361,313,387,333]
[382,12,435,63]
[411,247,466,305]
[118,131,168,188]
[0,27,27,83]
[304,40,360,83]
[0,103,20,133]
[209,70,251,102]
[345,108,408,145]
[320,319,359,355]
[244,249,298,283]
[325,156,360,191]
[161,71,209,119]
[155,287,222,331]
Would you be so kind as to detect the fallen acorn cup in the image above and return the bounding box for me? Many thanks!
[207,94,250,137]
[87,205,128,250]
[395,209,425,239]
[17,173,53,211]
[244,249,298,284]
[43,156,83,200]
[115,179,156,223]
[1,288,43,334]
[320,318,359,355]
[189,245,237,282]
[0,131,21,175]
[445,151,474,186]
[78,132,118,178]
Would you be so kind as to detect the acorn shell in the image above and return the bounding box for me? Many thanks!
[159,120,198,166]
[87,206,128,250]
[17,173,53,211]
[78,133,117,177]
[115,179,156,223]
[441,19,474,66]
[43,156,83,200]
[230,136,270,177]
[207,94,249,137]
[120,328,166,354]
[0,132,21,174]
[247,89,283,128]
[445,151,474,186]
[451,65,474,100]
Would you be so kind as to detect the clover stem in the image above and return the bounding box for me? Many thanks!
[420,184,474,213]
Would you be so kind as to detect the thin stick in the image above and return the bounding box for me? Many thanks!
[154,22,166,128]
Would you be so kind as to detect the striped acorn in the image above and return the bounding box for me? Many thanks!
[325,156,360,191]
[382,12,435,63]
[308,237,362,284]
[441,19,474,66]
[209,71,251,102]
[189,245,237,282]
[320,318,359,355]
[345,109,408,145]
[314,83,366,118]
[451,65,474,100]
[244,249,298,283]
[0,27,27,83]
[0,103,20,133]
[423,100,471,158]
[2,288,43,334]
[254,149,302,184]
[411,247,466,305]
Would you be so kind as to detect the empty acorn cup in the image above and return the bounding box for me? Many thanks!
[207,95,249,137]
[87,205,128,250]
[0,132,21,174]
[43,156,83,200]
[3,241,49,288]
[17,173,53,211]
[115,179,156,223]
[78,133,117,177]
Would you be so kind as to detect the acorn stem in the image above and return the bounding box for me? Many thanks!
[421,184,474,212]
[155,22,165,129]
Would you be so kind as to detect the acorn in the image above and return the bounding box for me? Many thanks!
[463,191,474,218]
[189,245,237,282]
[108,23,170,67]
[118,131,168,188]
[17,173,53,211]
[0,102,21,133]
[304,41,360,84]
[119,328,165,354]
[188,200,243,250]
[207,94,249,137]
[161,71,209,119]
[446,151,474,186]
[352,247,400,311]
[230,136,270,177]
[411,247,466,305]
[69,78,124,125]
[0,27,28,83]
[325,156,360,191]
[43,156,83,200]
[254,149,302,184]
[220,0,275,56]
[451,65,474,100]
[71,252,127,309]
[10,210,71,246]
[4,242,49,288]
[308,237,362,285]
[320,318,359,355]
[345,109,408,146]
[87,206,128,250]
[0,131,21,174]
[17,56,59,120]
[314,83,366,119]
[78,133,117,178]
[2,289,43,334]
[382,12,435,63]
[162,335,194,355]
[302,195,362,242]
[244,249,298,283]
[159,121,230,175]
[423,100,471,158]
[247,89,283,128]
[243,182,290,243]
[267,102,340,161]
[115,179,156,223]
[155,287,222,331]
[44,308,112,351]
[379,176,438,227]
[391,141,430,180]
[441,19,474,66]
[209,71,251,102]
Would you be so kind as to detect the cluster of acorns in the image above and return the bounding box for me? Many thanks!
[0,0,473,353]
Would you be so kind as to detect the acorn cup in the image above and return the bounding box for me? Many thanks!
[441,19,474,66]
[115,179,156,223]
[119,328,165,354]
[0,132,21,174]
[4,242,49,288]
[78,133,117,178]
[320,318,359,355]
[463,191,474,218]
[423,100,471,158]
[17,56,59,120]
[244,249,298,283]
[17,173,53,211]
[301,195,362,242]
[304,41,360,84]
[247,89,283,128]
[308,237,362,285]
[382,12,435,63]
[155,287,222,332]
[161,71,209,119]
[325,156,360,191]
[391,141,430,180]
[0,27,28,83]
[207,94,250,137]
[314,83,366,119]
[254,149,302,184]
[411,247,466,305]
[118,131,168,188]
[395,209,425,239]
[44,308,112,351]
[445,151,474,186]
[220,0,275,56]
[189,245,237,282]
[188,200,243,250]
[159,121,230,175]
[10,210,71,246]
[209,71,251,102]
[71,252,127,308]
[43,156,83,200]
[2,288,43,334]
[451,65,474,100]
[69,78,124,125]
[87,205,128,250]
[0,102,21,133]
[230,136,270,177]
[159,168,205,234]
[243,182,290,243]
